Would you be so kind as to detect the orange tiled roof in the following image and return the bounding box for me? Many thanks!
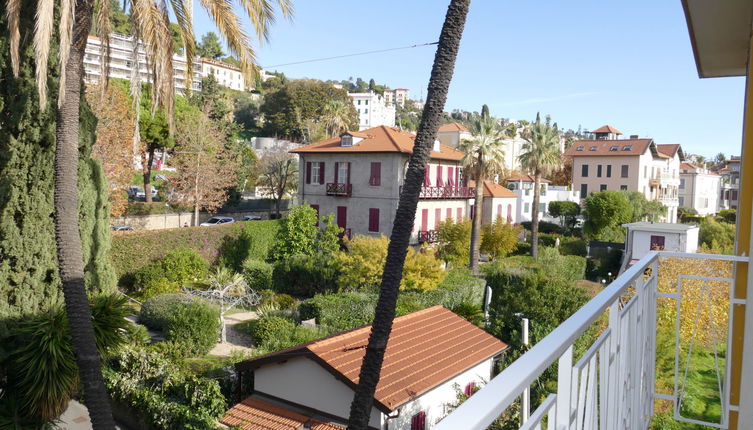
[221,397,344,430]
[438,122,469,133]
[505,173,551,184]
[237,306,507,412]
[289,126,465,161]
[564,138,654,157]
[680,162,697,170]
[469,181,518,198]
[656,144,681,158]
[591,125,622,134]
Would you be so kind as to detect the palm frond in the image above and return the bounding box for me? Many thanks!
[33,0,55,107]
[57,0,75,107]
[95,0,112,97]
[199,0,257,82]
[5,0,21,76]
[129,22,143,154]
[169,0,196,93]
[238,0,293,42]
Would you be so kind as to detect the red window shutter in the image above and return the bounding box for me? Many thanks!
[319,162,325,184]
[311,204,319,226]
[448,167,454,186]
[372,162,381,186]
[421,209,428,231]
[437,165,443,186]
[411,411,426,430]
[368,208,379,232]
[457,208,462,219]
[456,167,460,186]
[497,204,502,217]
[446,208,452,220]
[424,165,430,186]
[464,382,476,396]
[334,162,339,183]
[305,162,312,184]
[347,162,351,184]
[435,208,441,229]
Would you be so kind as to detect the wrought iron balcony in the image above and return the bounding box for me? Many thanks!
[434,251,748,430]
[326,182,352,197]
[417,230,438,244]
[400,185,475,199]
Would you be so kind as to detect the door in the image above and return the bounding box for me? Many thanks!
[337,206,347,229]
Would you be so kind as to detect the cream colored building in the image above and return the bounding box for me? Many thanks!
[679,162,721,215]
[349,92,396,130]
[565,125,683,222]
[198,58,247,91]
[290,126,472,243]
[384,88,409,107]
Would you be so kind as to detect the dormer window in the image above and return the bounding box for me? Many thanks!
[576,146,584,151]
[589,146,597,151]
[623,145,632,151]
[341,135,353,147]
[610,146,619,151]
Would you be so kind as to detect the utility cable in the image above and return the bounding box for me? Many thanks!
[262,41,438,69]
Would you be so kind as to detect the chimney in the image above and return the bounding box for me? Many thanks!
[629,134,639,139]
[433,139,441,152]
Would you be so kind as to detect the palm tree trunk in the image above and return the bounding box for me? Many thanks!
[55,2,116,428]
[531,174,541,259]
[469,173,483,273]
[346,1,470,428]
[143,144,155,203]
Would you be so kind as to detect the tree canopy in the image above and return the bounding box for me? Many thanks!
[583,190,632,241]
[197,32,225,59]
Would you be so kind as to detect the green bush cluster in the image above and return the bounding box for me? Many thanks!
[103,346,226,429]
[110,220,280,285]
[520,221,564,234]
[139,294,220,356]
[139,294,194,330]
[131,249,210,298]
[538,247,587,284]
[511,242,532,256]
[718,209,736,223]
[242,259,273,291]
[272,254,341,297]
[243,315,332,352]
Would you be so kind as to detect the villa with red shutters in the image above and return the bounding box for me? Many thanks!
[290,126,480,243]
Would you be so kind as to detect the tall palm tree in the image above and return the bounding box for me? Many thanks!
[4,0,291,427]
[458,114,506,273]
[346,1,471,428]
[322,99,352,137]
[519,113,562,259]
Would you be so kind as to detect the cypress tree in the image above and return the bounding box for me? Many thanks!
[0,3,116,346]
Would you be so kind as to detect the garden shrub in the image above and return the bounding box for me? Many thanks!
[257,289,276,305]
[718,209,736,223]
[268,206,320,261]
[538,247,586,283]
[139,293,194,330]
[521,221,564,234]
[699,217,735,254]
[560,238,587,257]
[274,294,297,310]
[247,316,296,344]
[436,218,472,266]
[131,248,209,293]
[537,233,562,247]
[165,301,221,356]
[272,254,340,297]
[299,292,377,331]
[242,259,273,291]
[480,216,521,260]
[511,242,531,256]
[103,345,225,429]
[219,224,280,271]
[110,220,281,285]
[138,277,180,300]
[125,323,152,346]
[245,315,330,352]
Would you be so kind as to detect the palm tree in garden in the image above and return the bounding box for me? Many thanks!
[519,113,562,259]
[4,0,291,427]
[458,114,506,273]
[322,99,352,137]
[346,0,471,428]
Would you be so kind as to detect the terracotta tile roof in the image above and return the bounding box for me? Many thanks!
[289,126,465,161]
[505,173,551,184]
[221,397,344,430]
[591,125,622,134]
[564,138,653,157]
[681,162,697,170]
[237,306,507,412]
[656,144,681,158]
[438,122,469,133]
[469,181,518,198]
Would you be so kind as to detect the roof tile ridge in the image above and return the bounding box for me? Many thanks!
[382,125,407,153]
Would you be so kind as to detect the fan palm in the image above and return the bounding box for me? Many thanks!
[322,99,352,137]
[4,0,291,427]
[518,113,562,259]
[458,114,506,273]
[346,1,471,428]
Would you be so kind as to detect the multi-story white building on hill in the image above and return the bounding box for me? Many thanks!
[564,125,684,223]
[290,126,473,244]
[384,88,409,107]
[198,58,248,91]
[679,162,721,215]
[436,121,532,173]
[504,174,580,224]
[719,157,741,210]
[348,92,396,130]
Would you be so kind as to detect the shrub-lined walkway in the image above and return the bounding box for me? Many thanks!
[209,311,258,356]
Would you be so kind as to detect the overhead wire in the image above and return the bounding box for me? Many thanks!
[262,41,438,69]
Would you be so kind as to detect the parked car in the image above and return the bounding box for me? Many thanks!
[111,225,134,231]
[127,185,158,200]
[200,216,235,226]
[243,215,262,221]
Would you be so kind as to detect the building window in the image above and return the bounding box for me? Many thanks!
[338,162,350,184]
[620,185,628,191]
[597,165,602,178]
[411,411,426,430]
[464,382,477,396]
[364,108,368,114]
[600,184,607,192]
[589,146,597,151]
[365,100,369,105]
[580,183,588,197]
[370,162,381,186]
[357,100,361,105]
[623,145,632,151]
[606,165,612,178]
[679,196,685,206]
[703,198,708,208]
[650,235,666,251]
[457,208,463,220]
[305,162,312,184]
[539,203,546,214]
[581,164,589,177]
[524,202,530,213]
[368,208,380,232]
[311,163,320,184]
[679,178,685,189]
[644,166,648,178]
[621,165,629,178]
[576,146,584,151]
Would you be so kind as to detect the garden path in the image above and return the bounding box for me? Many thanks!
[209,311,258,356]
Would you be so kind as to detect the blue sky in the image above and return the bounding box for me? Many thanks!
[193,0,745,158]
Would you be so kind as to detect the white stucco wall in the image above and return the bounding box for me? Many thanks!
[509,183,580,224]
[254,357,384,429]
[629,228,699,261]
[482,196,518,224]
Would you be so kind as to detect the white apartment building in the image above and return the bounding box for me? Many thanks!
[290,126,472,244]
[504,174,580,224]
[679,162,721,215]
[719,157,741,210]
[564,125,684,223]
[198,58,248,91]
[84,34,201,92]
[384,88,409,107]
[348,92,396,130]
[436,121,532,173]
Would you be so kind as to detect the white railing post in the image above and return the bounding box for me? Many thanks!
[557,345,574,429]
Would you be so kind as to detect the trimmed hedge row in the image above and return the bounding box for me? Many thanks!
[110,220,280,284]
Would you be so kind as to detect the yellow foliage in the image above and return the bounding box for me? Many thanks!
[334,235,446,292]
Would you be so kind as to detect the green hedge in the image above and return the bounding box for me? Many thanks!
[139,294,194,330]
[111,220,280,285]
[240,315,332,352]
[242,259,273,291]
[272,254,341,297]
[165,301,221,356]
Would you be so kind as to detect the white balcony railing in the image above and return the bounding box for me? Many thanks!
[435,251,747,430]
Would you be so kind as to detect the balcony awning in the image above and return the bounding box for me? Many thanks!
[682,0,753,78]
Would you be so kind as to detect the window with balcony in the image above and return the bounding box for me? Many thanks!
[621,164,629,178]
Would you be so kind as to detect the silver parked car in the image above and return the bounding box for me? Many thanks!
[200,216,235,226]
[111,225,134,231]
[243,215,262,221]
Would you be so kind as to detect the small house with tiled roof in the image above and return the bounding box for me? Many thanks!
[228,306,508,430]
[290,126,476,244]
[565,127,685,222]
[436,122,472,149]
[467,181,518,224]
[679,162,721,215]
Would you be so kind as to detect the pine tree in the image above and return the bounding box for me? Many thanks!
[0,6,116,345]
